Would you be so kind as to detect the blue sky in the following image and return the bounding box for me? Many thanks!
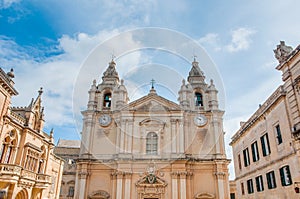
[1,0,300,179]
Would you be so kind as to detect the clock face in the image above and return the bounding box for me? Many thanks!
[194,114,207,126]
[99,114,112,126]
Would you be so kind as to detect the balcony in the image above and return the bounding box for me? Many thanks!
[35,173,52,188]
[0,164,22,182]
[0,164,51,189]
[20,169,36,181]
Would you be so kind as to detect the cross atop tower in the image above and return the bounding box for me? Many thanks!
[111,52,116,61]
[193,54,197,62]
[150,79,155,89]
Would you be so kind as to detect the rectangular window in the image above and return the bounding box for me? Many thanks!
[251,141,260,162]
[255,175,264,192]
[230,193,235,199]
[243,148,250,167]
[238,154,242,170]
[275,124,283,145]
[241,182,245,195]
[68,186,75,197]
[266,171,277,189]
[146,132,158,155]
[279,165,292,186]
[247,179,254,194]
[261,133,271,156]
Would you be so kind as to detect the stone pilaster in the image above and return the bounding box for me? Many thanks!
[77,170,89,199]
[171,119,177,154]
[179,172,187,199]
[116,172,123,199]
[212,115,221,157]
[119,120,125,153]
[110,171,117,199]
[115,119,121,154]
[80,114,94,156]
[178,120,184,154]
[124,172,132,199]
[126,120,133,153]
[215,161,227,199]
[171,172,178,199]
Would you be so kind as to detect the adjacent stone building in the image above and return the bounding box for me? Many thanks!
[54,140,80,199]
[74,58,230,199]
[230,41,300,198]
[0,68,64,199]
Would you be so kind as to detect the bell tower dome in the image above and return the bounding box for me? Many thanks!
[85,59,128,112]
[101,59,119,85]
[187,57,206,88]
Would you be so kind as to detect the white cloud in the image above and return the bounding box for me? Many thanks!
[58,30,121,61]
[0,29,144,132]
[226,28,256,52]
[37,0,157,33]
[0,0,20,9]
[0,36,28,59]
[198,29,256,53]
[198,33,221,51]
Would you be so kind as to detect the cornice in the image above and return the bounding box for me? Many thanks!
[0,68,18,95]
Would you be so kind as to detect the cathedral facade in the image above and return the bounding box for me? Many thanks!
[74,59,230,199]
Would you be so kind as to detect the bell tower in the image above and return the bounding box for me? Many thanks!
[178,57,224,159]
[80,59,128,157]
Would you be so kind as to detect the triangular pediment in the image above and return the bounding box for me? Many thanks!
[122,93,181,112]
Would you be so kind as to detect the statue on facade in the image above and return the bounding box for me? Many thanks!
[274,41,293,64]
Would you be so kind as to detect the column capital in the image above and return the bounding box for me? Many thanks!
[171,171,178,178]
[111,171,132,179]
[214,171,226,179]
[124,172,132,178]
[79,171,89,179]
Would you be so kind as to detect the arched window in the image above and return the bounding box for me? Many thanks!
[195,92,203,107]
[146,132,158,155]
[0,132,17,164]
[0,144,5,162]
[103,93,112,108]
[38,146,46,173]
[4,145,12,163]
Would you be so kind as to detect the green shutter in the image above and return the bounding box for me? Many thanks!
[280,167,285,186]
[285,166,292,185]
[256,177,259,191]
[266,134,271,154]
[261,136,266,156]
[266,173,271,189]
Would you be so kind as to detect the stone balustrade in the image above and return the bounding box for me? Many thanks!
[0,164,52,188]
[36,173,52,184]
[21,169,36,180]
[0,163,22,176]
